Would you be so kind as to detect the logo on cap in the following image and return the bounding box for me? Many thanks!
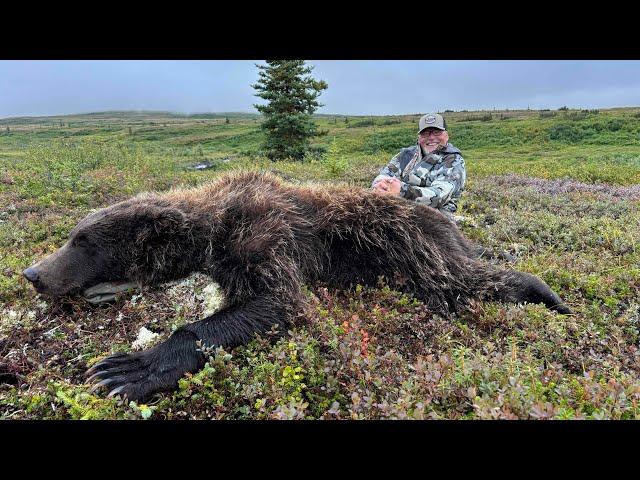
[425,115,436,124]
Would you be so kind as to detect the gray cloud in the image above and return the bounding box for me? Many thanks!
[1,60,639,118]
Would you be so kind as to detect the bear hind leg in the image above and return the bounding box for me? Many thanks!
[493,270,572,314]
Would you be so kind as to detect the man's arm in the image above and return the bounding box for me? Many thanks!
[401,154,466,209]
[372,152,403,187]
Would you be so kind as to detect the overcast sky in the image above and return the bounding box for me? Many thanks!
[1,60,640,118]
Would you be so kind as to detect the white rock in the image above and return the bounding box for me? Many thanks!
[201,282,225,316]
[132,327,160,350]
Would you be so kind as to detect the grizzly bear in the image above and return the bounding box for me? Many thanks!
[23,171,571,401]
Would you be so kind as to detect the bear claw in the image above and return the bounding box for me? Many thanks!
[107,385,126,399]
[85,332,205,402]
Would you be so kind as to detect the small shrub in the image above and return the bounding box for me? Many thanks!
[347,118,375,128]
[306,145,327,160]
[547,123,587,143]
[566,111,588,121]
[460,113,492,122]
[607,118,624,131]
[323,140,348,177]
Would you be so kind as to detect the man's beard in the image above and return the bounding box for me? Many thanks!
[421,142,442,155]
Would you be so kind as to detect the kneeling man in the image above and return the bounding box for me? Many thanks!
[372,113,466,221]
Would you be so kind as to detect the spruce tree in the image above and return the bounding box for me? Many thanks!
[252,60,328,161]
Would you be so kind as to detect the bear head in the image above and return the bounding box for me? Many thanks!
[23,197,193,299]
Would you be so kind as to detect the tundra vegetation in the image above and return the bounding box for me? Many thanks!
[0,108,639,419]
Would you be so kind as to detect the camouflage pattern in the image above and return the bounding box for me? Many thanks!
[372,142,466,219]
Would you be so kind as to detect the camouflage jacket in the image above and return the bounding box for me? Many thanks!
[372,142,466,216]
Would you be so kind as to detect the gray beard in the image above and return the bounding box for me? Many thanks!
[421,142,446,156]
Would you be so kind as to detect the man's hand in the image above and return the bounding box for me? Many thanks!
[373,177,402,196]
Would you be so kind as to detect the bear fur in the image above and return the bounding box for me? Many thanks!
[24,170,571,401]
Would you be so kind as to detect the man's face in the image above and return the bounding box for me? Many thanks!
[418,128,449,154]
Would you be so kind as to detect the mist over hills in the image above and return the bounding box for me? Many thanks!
[2,106,639,125]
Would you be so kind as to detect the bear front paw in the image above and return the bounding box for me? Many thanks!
[86,329,205,402]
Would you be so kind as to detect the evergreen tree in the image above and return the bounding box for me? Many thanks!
[252,60,328,161]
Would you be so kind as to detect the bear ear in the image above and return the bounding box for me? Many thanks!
[135,205,188,243]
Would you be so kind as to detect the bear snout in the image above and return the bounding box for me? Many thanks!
[23,266,40,284]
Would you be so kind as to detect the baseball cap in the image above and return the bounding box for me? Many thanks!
[418,113,447,133]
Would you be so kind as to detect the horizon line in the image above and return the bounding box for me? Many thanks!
[2,104,640,121]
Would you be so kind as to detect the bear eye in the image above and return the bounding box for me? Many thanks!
[73,234,91,247]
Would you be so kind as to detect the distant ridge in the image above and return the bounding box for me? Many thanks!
[0,111,261,123]
[2,106,639,124]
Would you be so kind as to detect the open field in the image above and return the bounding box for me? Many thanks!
[1,108,639,419]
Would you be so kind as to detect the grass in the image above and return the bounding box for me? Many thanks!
[1,108,639,419]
